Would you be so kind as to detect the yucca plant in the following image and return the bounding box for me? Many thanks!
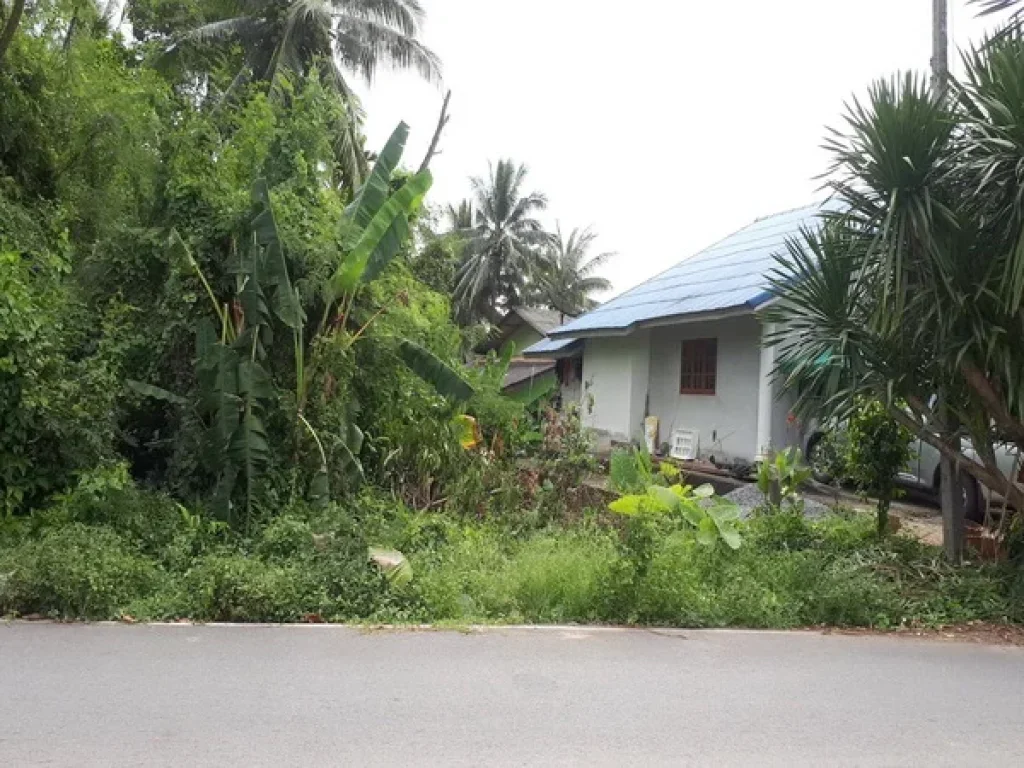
[766,44,1024,515]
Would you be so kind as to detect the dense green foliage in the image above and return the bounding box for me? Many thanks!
[766,33,1024,513]
[2,480,1020,627]
[1,1,1021,631]
[0,5,488,524]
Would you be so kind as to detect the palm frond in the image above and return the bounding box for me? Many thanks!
[332,0,424,37]
[335,15,441,83]
[176,16,258,47]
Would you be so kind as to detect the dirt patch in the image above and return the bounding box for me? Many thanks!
[892,514,944,546]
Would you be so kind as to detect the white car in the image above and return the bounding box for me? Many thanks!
[805,427,1021,523]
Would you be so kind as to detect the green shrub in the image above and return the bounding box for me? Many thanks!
[411,527,519,621]
[609,447,653,494]
[54,478,197,557]
[746,510,820,551]
[511,530,618,622]
[632,531,721,626]
[845,398,915,536]
[0,524,158,619]
[257,516,316,561]
[180,554,323,622]
[756,447,813,511]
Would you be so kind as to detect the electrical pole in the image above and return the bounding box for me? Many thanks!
[931,0,964,562]
[932,0,949,96]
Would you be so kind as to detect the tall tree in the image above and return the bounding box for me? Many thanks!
[0,0,26,67]
[766,51,1024,544]
[453,160,548,324]
[176,0,439,91]
[170,0,441,185]
[445,198,473,231]
[539,224,612,316]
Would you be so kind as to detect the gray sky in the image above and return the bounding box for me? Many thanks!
[355,1,1001,299]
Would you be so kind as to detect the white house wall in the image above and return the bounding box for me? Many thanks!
[647,315,761,462]
[582,332,650,442]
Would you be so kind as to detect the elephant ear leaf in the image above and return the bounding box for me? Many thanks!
[696,516,719,548]
[237,360,275,400]
[397,340,475,402]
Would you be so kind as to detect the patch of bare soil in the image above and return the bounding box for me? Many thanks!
[817,622,1024,647]
[892,513,944,546]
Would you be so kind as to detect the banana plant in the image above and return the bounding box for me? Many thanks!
[133,122,461,519]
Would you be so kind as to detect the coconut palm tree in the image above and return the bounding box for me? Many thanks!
[445,198,473,231]
[172,1,441,185]
[539,224,613,316]
[176,0,439,92]
[453,160,549,324]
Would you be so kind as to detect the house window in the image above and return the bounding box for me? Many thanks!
[680,338,717,395]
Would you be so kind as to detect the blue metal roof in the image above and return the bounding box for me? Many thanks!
[550,202,834,337]
[521,336,582,358]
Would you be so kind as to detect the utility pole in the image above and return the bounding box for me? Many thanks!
[932,0,949,96]
[931,0,965,562]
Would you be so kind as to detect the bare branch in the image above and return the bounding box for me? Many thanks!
[418,89,451,174]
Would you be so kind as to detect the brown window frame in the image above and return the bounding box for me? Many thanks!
[679,338,718,395]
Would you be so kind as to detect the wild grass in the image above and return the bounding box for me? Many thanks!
[1,486,1020,628]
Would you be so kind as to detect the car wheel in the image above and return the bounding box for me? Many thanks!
[937,469,984,524]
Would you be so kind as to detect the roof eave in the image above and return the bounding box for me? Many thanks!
[547,304,760,339]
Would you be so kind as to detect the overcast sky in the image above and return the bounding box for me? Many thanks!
[355,1,1002,299]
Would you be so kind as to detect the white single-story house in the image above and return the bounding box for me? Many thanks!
[523,203,829,464]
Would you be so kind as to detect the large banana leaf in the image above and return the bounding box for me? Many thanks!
[368,547,413,587]
[251,179,304,329]
[228,410,270,471]
[228,406,271,526]
[345,123,409,231]
[237,359,275,400]
[505,372,557,405]
[329,170,433,298]
[336,422,365,486]
[125,380,189,406]
[397,340,475,402]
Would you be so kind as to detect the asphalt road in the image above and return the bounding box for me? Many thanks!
[1,624,1023,766]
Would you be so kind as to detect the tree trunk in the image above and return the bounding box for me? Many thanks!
[887,405,1024,513]
[876,498,890,537]
[940,404,965,564]
[0,0,26,69]
[940,454,966,563]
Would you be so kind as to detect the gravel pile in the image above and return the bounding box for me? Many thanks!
[724,484,832,520]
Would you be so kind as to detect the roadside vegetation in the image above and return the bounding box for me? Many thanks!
[2,474,1022,626]
[1,1,1023,629]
